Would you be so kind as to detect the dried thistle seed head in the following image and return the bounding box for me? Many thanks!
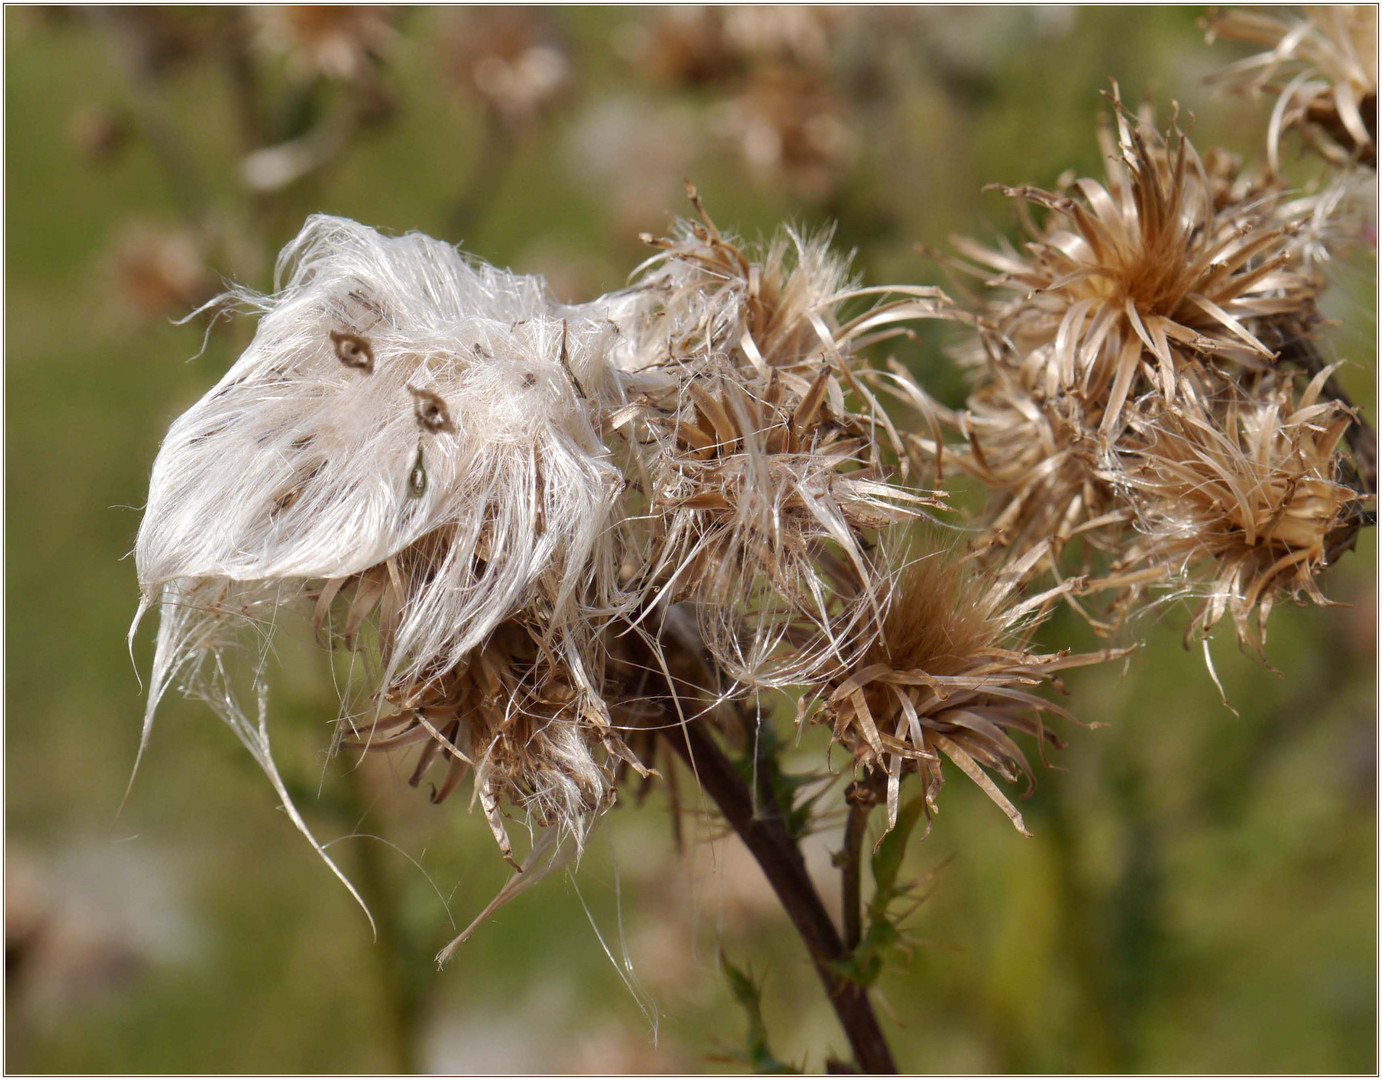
[961,378,1127,576]
[819,545,1117,836]
[636,191,854,375]
[1207,6,1378,169]
[624,196,954,687]
[1103,371,1362,650]
[630,190,952,446]
[342,617,638,862]
[953,90,1321,435]
[645,370,943,687]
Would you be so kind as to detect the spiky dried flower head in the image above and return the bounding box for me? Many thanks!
[818,545,1119,837]
[907,89,1354,623]
[625,192,952,687]
[1102,369,1362,650]
[1207,6,1378,169]
[953,344,1130,572]
[953,90,1322,437]
[135,215,655,871]
[341,610,631,865]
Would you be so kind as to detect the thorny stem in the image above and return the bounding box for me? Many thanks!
[657,719,898,1074]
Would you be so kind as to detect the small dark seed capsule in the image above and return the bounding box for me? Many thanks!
[331,331,375,373]
[271,487,300,516]
[408,445,427,498]
[409,386,454,433]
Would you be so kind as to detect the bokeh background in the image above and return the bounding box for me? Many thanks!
[6,6,1376,1073]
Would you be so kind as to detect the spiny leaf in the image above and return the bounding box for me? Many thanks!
[718,952,801,1074]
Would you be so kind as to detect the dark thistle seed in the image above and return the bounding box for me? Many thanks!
[409,386,455,433]
[408,444,427,498]
[331,331,375,373]
[556,319,587,399]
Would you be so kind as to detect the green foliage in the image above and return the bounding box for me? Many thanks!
[715,953,801,1075]
[832,796,931,989]
[732,718,830,843]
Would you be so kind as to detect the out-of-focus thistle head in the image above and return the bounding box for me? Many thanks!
[953,89,1322,437]
[441,7,571,131]
[134,215,652,872]
[717,67,857,202]
[819,546,1118,836]
[1103,369,1361,651]
[626,192,951,687]
[1206,5,1378,169]
[252,6,395,83]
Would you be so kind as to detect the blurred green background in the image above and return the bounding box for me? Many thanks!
[6,6,1376,1073]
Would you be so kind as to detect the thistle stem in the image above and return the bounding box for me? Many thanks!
[658,719,898,1074]
[840,778,880,953]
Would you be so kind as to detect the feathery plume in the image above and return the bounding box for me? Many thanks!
[135,215,652,861]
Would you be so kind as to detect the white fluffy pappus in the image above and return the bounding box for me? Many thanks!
[132,216,655,912]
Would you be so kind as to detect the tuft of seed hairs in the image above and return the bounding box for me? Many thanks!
[134,215,655,867]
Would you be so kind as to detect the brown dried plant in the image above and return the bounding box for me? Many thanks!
[1102,369,1361,651]
[316,531,644,866]
[1206,5,1378,169]
[819,545,1119,836]
[951,90,1321,438]
[898,91,1363,652]
[628,192,952,687]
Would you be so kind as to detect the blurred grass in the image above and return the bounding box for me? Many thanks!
[5,6,1375,1074]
